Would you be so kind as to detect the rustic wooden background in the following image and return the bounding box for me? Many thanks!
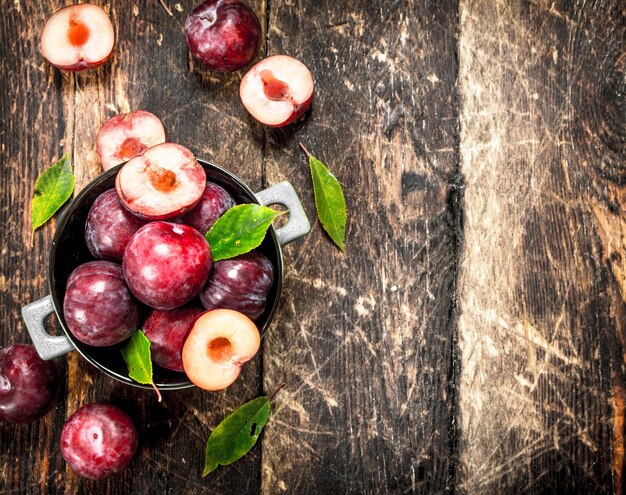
[0,0,624,494]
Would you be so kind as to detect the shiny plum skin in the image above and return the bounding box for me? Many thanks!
[143,306,204,372]
[184,0,261,72]
[0,344,60,424]
[85,189,146,262]
[175,181,235,234]
[63,261,140,347]
[60,402,138,480]
[199,250,273,320]
[123,222,213,310]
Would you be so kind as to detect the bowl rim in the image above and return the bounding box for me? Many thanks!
[47,158,284,390]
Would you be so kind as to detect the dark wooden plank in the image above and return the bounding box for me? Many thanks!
[1,1,268,494]
[261,1,461,493]
[457,0,625,493]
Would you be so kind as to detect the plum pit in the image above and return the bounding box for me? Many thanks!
[260,70,290,101]
[208,337,233,363]
[147,166,177,193]
[68,17,90,46]
[116,137,146,161]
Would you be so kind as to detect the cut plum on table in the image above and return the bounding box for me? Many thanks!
[184,0,261,72]
[182,309,261,391]
[116,143,206,220]
[122,221,213,310]
[40,4,114,71]
[240,55,314,127]
[96,111,166,171]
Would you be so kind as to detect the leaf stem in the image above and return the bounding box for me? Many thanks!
[151,382,163,402]
[158,0,174,16]
[269,382,285,401]
[298,142,313,158]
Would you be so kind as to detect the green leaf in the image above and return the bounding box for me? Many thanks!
[120,330,161,401]
[206,204,284,261]
[203,397,271,476]
[31,153,75,232]
[301,146,346,251]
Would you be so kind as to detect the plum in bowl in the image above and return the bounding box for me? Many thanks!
[22,159,310,390]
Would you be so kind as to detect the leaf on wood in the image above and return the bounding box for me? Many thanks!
[31,153,75,232]
[203,397,271,476]
[300,144,347,250]
[205,204,284,261]
[120,330,161,401]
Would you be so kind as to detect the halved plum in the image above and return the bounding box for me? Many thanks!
[115,143,206,220]
[96,111,166,171]
[239,55,314,127]
[182,309,261,391]
[41,4,115,71]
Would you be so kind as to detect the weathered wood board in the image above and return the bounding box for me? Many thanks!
[457,1,625,493]
[261,1,461,493]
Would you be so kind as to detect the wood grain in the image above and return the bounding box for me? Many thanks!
[457,0,625,493]
[261,1,461,493]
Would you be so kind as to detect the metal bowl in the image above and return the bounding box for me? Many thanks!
[22,159,310,390]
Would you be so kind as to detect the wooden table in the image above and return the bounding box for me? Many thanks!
[1,1,624,493]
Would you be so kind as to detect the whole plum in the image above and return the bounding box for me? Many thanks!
[199,250,273,320]
[123,222,213,310]
[0,344,60,423]
[63,261,140,346]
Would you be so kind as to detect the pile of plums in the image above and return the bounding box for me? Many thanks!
[69,141,274,388]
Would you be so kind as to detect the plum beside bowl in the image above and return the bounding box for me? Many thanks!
[22,159,310,390]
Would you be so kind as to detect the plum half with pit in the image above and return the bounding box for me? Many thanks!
[63,261,140,347]
[240,55,314,127]
[40,4,115,71]
[85,189,146,262]
[182,309,260,391]
[116,143,206,220]
[143,306,204,372]
[0,344,60,424]
[175,181,235,233]
[61,402,138,480]
[184,0,261,72]
[199,250,274,320]
[123,221,213,310]
[96,110,166,171]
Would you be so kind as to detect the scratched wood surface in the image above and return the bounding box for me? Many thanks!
[0,1,624,494]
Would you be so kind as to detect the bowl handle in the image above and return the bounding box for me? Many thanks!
[255,181,311,246]
[22,295,74,360]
